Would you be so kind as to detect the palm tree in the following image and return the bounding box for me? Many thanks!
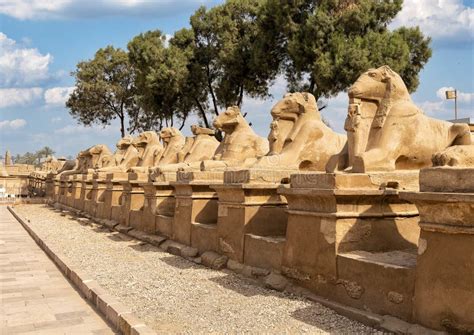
[36,146,55,164]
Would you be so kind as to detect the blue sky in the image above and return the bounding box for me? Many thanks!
[0,0,473,158]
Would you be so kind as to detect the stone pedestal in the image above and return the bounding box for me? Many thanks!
[92,177,108,217]
[65,175,77,207]
[58,175,71,205]
[53,177,61,203]
[127,172,176,234]
[96,173,129,221]
[279,172,420,320]
[119,173,149,227]
[129,181,175,235]
[211,168,293,265]
[45,174,55,199]
[56,176,66,204]
[71,175,85,211]
[171,171,223,246]
[83,176,96,215]
[401,168,474,332]
[68,175,78,208]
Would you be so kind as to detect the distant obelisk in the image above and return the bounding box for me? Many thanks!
[5,150,12,166]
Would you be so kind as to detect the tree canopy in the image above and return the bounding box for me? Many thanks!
[67,0,432,137]
[258,0,431,99]
[66,46,139,137]
[11,146,56,166]
[127,30,198,130]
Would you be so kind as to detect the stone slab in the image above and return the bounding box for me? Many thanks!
[7,206,157,335]
[419,167,474,193]
[176,170,225,183]
[0,207,114,334]
[223,168,297,184]
[290,171,419,191]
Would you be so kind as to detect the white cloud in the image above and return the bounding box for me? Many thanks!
[51,117,62,123]
[436,86,474,103]
[0,0,220,20]
[419,100,446,115]
[0,87,43,108]
[391,0,474,41]
[44,86,75,105]
[0,118,27,130]
[0,32,52,87]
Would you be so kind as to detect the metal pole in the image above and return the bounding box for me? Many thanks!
[455,89,458,120]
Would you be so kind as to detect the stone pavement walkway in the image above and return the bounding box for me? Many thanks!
[0,206,115,334]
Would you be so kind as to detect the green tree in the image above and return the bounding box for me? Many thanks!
[14,152,37,165]
[259,0,432,99]
[36,146,55,164]
[66,46,139,137]
[128,30,197,130]
[128,0,279,132]
[186,0,279,117]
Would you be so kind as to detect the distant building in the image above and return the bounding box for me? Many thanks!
[5,150,12,166]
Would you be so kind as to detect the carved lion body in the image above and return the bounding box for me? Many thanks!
[98,135,139,173]
[88,144,113,170]
[158,127,186,165]
[432,145,474,167]
[348,65,471,172]
[154,126,220,173]
[254,92,347,171]
[183,126,220,163]
[199,106,269,170]
[58,144,112,176]
[129,131,164,173]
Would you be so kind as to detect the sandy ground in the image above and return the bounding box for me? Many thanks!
[13,204,381,334]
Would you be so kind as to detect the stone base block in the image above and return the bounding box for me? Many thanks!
[172,193,218,246]
[156,214,173,238]
[191,222,218,254]
[177,170,224,183]
[419,167,474,193]
[111,205,122,223]
[290,171,419,191]
[129,210,156,233]
[413,230,474,332]
[244,234,286,271]
[335,250,416,321]
[150,171,177,182]
[223,168,296,184]
[217,204,287,263]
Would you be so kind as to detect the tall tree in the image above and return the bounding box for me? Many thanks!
[188,0,279,116]
[36,146,55,164]
[259,0,432,99]
[66,46,139,137]
[128,30,198,130]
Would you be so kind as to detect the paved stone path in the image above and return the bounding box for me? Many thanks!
[0,206,115,334]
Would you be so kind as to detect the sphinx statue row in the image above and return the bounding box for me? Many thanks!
[42,66,473,332]
[51,65,472,179]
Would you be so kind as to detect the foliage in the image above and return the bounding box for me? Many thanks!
[12,146,56,166]
[68,0,432,133]
[128,30,197,130]
[188,0,279,114]
[259,0,432,99]
[66,46,139,137]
